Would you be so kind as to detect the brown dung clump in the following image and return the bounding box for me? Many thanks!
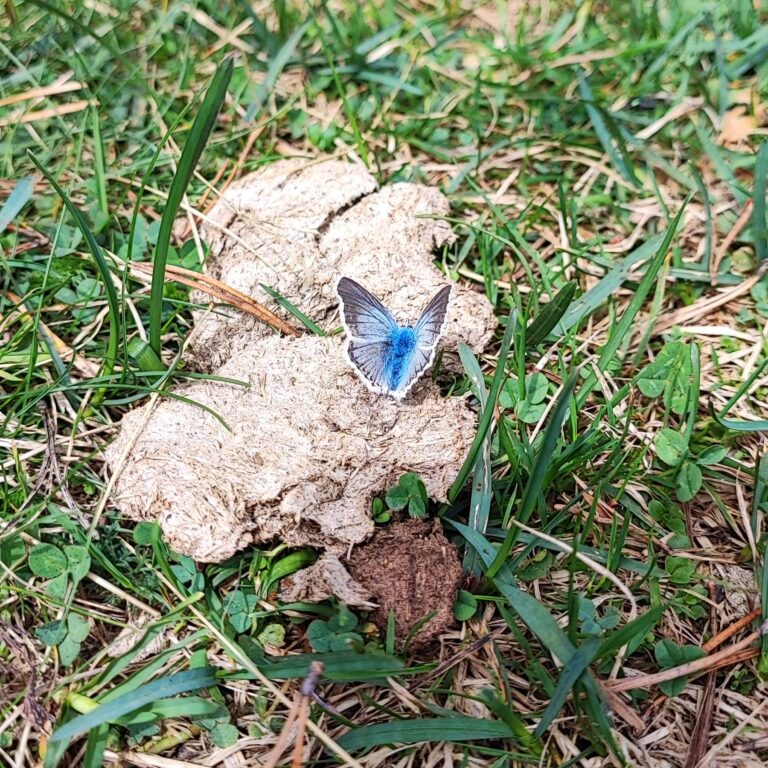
[347,518,464,650]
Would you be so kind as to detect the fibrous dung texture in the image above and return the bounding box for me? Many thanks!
[106,159,496,607]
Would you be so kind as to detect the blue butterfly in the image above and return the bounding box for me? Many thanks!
[336,277,452,400]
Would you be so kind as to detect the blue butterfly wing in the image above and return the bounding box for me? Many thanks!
[390,284,452,399]
[337,277,398,393]
[347,339,392,393]
[336,277,397,342]
[414,285,451,349]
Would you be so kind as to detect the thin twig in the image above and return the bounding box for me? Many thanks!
[608,620,768,693]
[126,261,301,337]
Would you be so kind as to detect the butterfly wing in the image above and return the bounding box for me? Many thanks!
[389,284,452,399]
[336,277,399,394]
[347,339,393,394]
[336,277,397,342]
[414,285,451,349]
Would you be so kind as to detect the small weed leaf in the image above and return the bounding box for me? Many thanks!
[307,621,362,652]
[453,590,478,621]
[372,497,391,523]
[577,594,620,636]
[664,555,697,585]
[127,721,161,746]
[655,428,688,466]
[386,472,428,518]
[499,377,519,409]
[170,555,204,591]
[654,639,706,696]
[648,499,688,537]
[209,723,239,748]
[67,614,91,643]
[517,550,555,582]
[65,545,91,582]
[526,371,548,404]
[223,590,257,634]
[257,623,286,647]
[675,460,703,502]
[36,620,67,647]
[58,634,81,667]
[307,604,363,652]
[194,702,231,731]
[305,622,329,651]
[133,522,158,546]
[636,342,690,415]
[45,572,69,600]
[29,544,68,579]
[517,371,549,423]
[330,603,359,631]
[697,445,727,466]
[73,277,103,322]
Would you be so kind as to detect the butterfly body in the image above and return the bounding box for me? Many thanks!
[335,277,451,400]
[381,326,418,391]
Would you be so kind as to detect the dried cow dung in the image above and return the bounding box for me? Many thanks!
[106,159,496,603]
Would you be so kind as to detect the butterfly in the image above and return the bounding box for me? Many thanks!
[335,276,452,400]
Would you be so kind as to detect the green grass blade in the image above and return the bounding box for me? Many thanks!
[338,715,516,750]
[42,707,78,768]
[82,724,108,768]
[534,636,602,738]
[455,523,612,737]
[122,96,194,360]
[684,342,701,442]
[752,141,768,265]
[487,367,580,578]
[594,195,692,375]
[353,21,403,56]
[258,650,405,682]
[149,56,234,356]
[449,308,517,502]
[90,104,109,227]
[454,522,578,662]
[708,404,768,432]
[479,689,541,754]
[126,337,164,371]
[578,72,638,187]
[244,21,310,121]
[755,454,768,664]
[260,283,324,335]
[458,342,492,575]
[526,280,577,348]
[596,605,663,660]
[691,165,713,273]
[555,233,666,334]
[0,175,34,234]
[50,667,217,744]
[112,696,223,725]
[28,151,120,401]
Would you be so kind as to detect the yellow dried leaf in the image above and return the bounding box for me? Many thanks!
[718,106,756,145]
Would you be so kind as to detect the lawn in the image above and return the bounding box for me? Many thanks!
[2,1,768,767]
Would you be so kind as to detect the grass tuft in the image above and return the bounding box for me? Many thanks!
[2,2,768,766]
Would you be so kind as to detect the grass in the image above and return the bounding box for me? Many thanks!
[2,1,768,766]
